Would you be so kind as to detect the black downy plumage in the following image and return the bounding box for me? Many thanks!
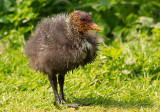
[25,11,101,106]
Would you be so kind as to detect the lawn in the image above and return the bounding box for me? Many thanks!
[1,25,160,112]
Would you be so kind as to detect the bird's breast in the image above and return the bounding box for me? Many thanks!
[76,39,93,63]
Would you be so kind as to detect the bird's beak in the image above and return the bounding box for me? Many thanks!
[90,23,101,31]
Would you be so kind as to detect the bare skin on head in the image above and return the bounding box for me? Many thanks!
[25,10,101,108]
[70,11,101,33]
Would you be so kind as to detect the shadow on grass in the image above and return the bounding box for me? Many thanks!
[70,95,153,109]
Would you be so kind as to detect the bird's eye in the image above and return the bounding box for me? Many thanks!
[80,18,86,22]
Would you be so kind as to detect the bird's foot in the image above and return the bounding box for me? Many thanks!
[77,103,90,106]
[54,99,66,105]
[60,99,66,104]
[54,98,90,109]
[63,104,79,109]
[63,103,90,109]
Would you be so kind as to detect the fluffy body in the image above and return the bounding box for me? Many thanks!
[25,13,98,76]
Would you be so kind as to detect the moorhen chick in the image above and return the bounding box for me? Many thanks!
[25,10,101,107]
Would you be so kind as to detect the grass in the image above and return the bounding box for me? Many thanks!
[1,28,160,112]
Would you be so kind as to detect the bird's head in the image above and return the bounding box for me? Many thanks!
[70,11,101,33]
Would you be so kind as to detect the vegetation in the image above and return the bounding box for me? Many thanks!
[1,0,160,111]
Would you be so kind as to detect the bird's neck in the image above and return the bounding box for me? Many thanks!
[67,18,87,46]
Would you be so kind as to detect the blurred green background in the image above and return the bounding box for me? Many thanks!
[1,0,160,43]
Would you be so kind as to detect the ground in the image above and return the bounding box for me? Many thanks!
[1,29,160,111]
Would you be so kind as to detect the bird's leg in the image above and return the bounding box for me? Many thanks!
[58,74,66,103]
[58,74,88,109]
[48,75,61,104]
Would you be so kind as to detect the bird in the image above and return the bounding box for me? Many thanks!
[25,10,101,107]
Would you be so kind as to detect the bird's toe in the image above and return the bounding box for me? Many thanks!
[60,99,66,104]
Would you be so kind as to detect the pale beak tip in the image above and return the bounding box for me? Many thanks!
[90,23,101,31]
[97,28,101,31]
